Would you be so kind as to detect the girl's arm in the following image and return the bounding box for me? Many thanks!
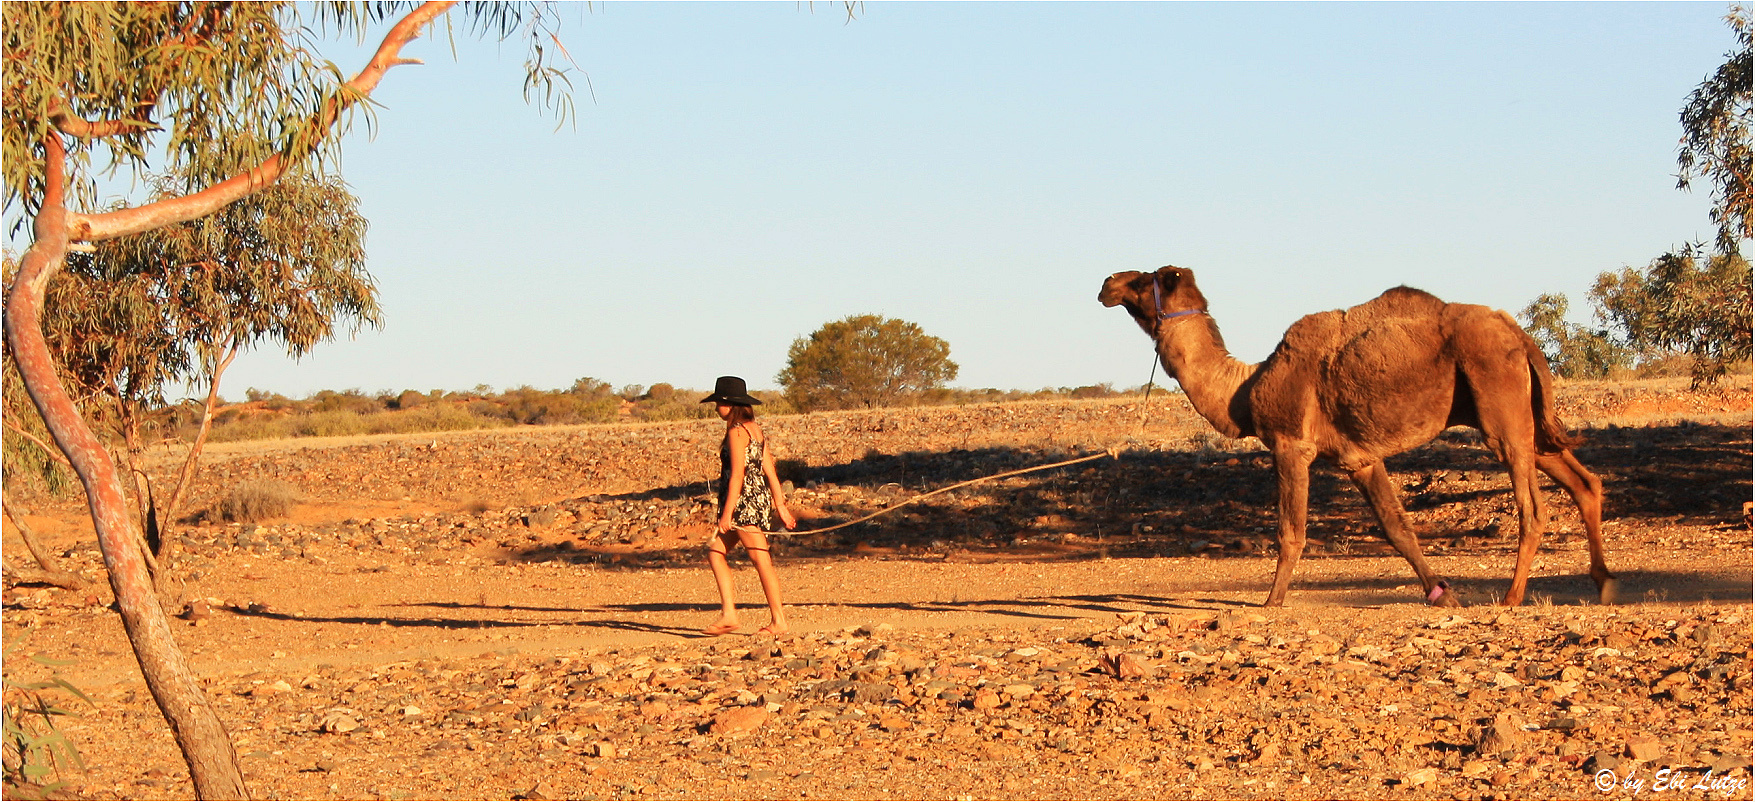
[719,426,749,533]
[761,438,797,530]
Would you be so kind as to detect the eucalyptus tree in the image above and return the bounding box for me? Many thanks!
[1676,4,1752,254]
[778,314,960,411]
[2,3,573,797]
[1591,248,1752,387]
[43,173,378,570]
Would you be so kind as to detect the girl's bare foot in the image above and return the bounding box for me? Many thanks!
[755,624,790,640]
[703,619,741,636]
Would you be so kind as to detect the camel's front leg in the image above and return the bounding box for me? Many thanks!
[1348,461,1458,607]
[1265,443,1316,607]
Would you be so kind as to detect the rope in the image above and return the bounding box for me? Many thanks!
[754,445,1125,538]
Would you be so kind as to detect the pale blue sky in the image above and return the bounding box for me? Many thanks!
[180,2,1733,399]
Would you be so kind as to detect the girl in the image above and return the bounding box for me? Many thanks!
[699,376,797,637]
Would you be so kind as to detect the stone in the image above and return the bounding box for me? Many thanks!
[1710,753,1753,773]
[250,680,293,698]
[179,599,211,621]
[1625,737,1664,763]
[1475,713,1525,757]
[1402,767,1439,788]
[319,709,359,734]
[710,706,770,735]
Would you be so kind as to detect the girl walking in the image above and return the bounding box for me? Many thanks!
[699,376,796,637]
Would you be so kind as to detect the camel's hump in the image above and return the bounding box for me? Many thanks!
[1272,286,1453,359]
[1352,286,1447,318]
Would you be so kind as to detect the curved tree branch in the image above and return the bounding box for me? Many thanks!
[2,502,89,590]
[49,98,160,139]
[2,417,73,468]
[72,1,457,243]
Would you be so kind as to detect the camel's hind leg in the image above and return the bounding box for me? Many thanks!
[1456,337,1551,606]
[1348,461,1459,607]
[1538,450,1616,604]
[1478,433,1547,607]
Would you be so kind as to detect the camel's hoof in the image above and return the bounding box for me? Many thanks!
[1425,581,1462,608]
[1597,577,1620,606]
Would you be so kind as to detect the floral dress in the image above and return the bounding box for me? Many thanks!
[718,428,773,529]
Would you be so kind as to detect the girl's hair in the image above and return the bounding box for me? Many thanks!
[725,404,756,425]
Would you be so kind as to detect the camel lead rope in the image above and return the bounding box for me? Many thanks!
[742,447,1124,539]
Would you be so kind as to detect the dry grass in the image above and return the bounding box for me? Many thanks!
[213,480,300,523]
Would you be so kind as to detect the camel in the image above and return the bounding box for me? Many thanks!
[1099,265,1616,607]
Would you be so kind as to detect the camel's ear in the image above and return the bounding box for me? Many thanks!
[1099,270,1144,307]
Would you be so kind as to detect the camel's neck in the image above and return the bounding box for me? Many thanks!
[1155,315,1258,439]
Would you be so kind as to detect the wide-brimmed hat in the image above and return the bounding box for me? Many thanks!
[700,375,763,406]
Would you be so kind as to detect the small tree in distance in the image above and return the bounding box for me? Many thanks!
[1591,248,1752,387]
[1517,292,1633,379]
[778,314,958,411]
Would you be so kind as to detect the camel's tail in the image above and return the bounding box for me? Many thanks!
[1522,335,1583,454]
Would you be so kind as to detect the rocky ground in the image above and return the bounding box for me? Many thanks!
[2,378,1751,800]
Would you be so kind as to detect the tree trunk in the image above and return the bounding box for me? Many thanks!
[5,164,249,799]
[154,341,238,568]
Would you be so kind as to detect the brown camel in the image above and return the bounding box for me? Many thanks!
[1099,265,1616,607]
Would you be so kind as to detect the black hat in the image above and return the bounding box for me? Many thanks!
[700,375,763,406]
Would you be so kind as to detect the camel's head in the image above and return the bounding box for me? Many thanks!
[1098,265,1209,336]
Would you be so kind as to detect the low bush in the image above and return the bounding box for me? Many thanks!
[291,411,367,438]
[214,480,300,522]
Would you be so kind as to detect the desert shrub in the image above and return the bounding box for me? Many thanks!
[394,389,427,410]
[201,402,508,442]
[631,398,710,422]
[467,398,503,419]
[362,403,507,435]
[309,389,381,415]
[214,480,300,522]
[2,661,90,795]
[291,410,367,438]
[751,391,797,416]
[202,415,296,443]
[502,386,620,425]
[1069,383,1117,399]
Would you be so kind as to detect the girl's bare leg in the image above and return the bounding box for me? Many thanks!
[704,532,741,635]
[736,527,788,637]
